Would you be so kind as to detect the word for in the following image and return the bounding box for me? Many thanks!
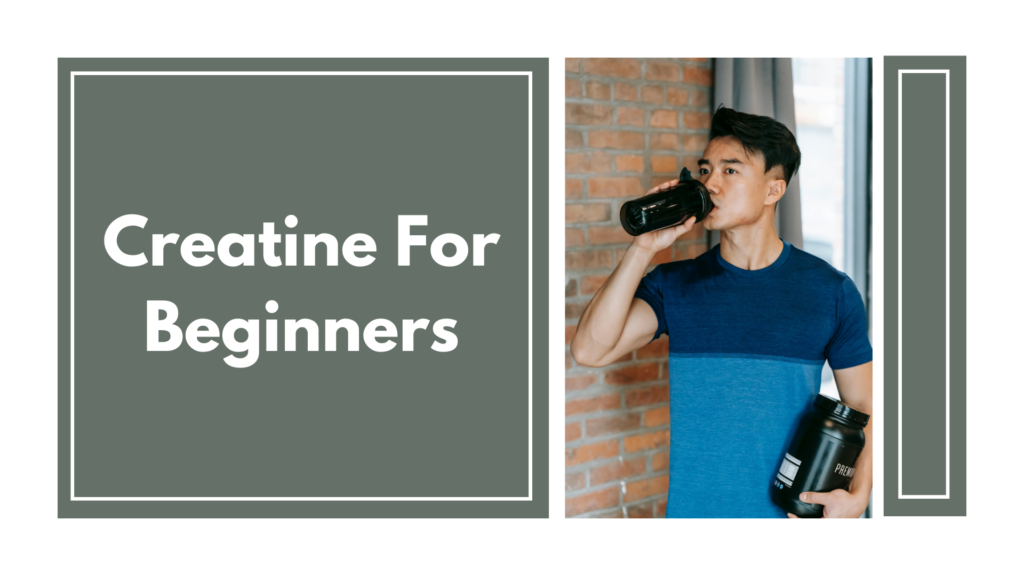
[148,300,458,368]
[104,215,500,268]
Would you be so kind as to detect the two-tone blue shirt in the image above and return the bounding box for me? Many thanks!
[633,240,872,518]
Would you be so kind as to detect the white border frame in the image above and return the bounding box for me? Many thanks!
[897,69,950,500]
[70,70,534,502]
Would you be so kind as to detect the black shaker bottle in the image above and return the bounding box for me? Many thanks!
[619,167,713,236]
[771,394,870,518]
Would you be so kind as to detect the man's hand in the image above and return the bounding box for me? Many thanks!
[786,488,869,519]
[631,179,698,254]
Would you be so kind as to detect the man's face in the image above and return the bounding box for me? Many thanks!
[696,136,782,231]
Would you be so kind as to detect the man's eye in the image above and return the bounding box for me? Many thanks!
[699,168,709,174]
[726,168,737,174]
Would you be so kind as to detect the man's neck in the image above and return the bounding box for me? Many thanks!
[719,222,785,271]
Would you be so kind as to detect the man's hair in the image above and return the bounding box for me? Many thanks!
[708,105,801,185]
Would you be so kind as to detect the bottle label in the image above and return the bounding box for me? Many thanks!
[834,463,855,478]
[776,453,801,488]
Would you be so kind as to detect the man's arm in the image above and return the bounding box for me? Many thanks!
[570,180,694,367]
[789,361,873,518]
[570,244,662,367]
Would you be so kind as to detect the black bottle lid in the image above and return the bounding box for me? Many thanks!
[813,394,870,427]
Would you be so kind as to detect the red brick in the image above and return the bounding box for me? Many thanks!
[566,203,609,223]
[566,393,620,416]
[588,226,633,246]
[566,78,582,98]
[624,475,670,502]
[566,486,620,517]
[565,324,577,344]
[683,134,709,153]
[624,430,671,453]
[684,111,712,129]
[586,413,642,437]
[683,65,712,86]
[581,274,609,295]
[585,81,611,100]
[589,131,644,150]
[651,176,676,188]
[567,103,613,125]
[615,155,643,172]
[616,107,644,126]
[605,363,660,385]
[565,278,577,297]
[566,179,583,199]
[566,249,613,269]
[566,422,582,443]
[625,384,669,407]
[656,497,668,517]
[566,302,588,319]
[626,501,655,518]
[636,337,669,359]
[589,177,643,198]
[650,156,677,173]
[646,61,679,82]
[566,471,586,492]
[566,373,598,392]
[666,87,689,106]
[645,406,671,427]
[566,227,585,247]
[650,247,673,265]
[566,129,583,149]
[650,133,679,150]
[641,85,663,104]
[691,90,708,106]
[583,58,641,79]
[566,152,612,174]
[566,439,619,467]
[650,110,677,129]
[566,352,572,369]
[682,155,702,174]
[566,58,582,72]
[614,82,638,101]
[652,450,670,471]
[590,457,646,485]
[675,242,708,261]
[683,58,707,63]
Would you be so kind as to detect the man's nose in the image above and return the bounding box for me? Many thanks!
[704,170,721,194]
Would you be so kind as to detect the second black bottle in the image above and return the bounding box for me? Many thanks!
[619,167,713,236]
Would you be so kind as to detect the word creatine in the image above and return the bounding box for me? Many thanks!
[105,214,501,368]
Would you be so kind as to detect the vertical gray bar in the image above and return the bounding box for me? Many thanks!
[900,72,947,495]
[884,56,966,516]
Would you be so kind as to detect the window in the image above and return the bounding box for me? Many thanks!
[794,58,871,400]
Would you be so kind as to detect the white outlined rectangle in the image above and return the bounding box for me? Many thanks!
[897,69,950,500]
[70,71,534,502]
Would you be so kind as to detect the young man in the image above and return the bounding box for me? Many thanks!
[570,107,873,518]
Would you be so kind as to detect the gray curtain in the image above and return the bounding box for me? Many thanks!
[710,58,803,249]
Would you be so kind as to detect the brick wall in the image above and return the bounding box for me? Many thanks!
[565,58,714,518]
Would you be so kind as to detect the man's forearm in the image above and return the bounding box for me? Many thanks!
[571,243,656,365]
[848,417,872,507]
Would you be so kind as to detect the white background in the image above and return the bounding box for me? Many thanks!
[1,0,1019,573]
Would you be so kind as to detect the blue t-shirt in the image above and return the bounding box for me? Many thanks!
[633,240,872,518]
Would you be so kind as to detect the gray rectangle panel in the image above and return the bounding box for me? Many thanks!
[884,56,966,516]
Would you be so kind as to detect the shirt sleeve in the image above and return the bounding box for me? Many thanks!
[826,275,873,369]
[633,264,668,342]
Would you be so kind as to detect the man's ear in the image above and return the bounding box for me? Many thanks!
[767,179,786,209]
